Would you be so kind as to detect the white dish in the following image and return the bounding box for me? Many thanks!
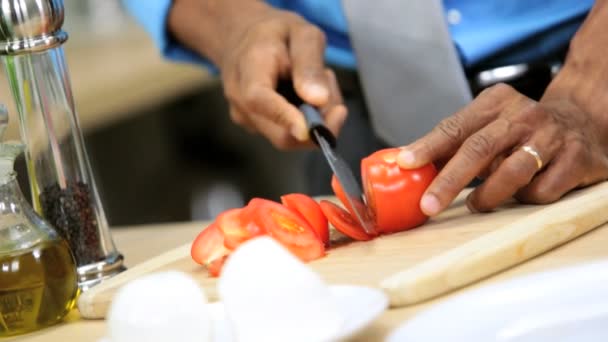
[387,260,608,342]
[209,284,388,342]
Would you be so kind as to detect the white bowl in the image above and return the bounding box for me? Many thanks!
[387,260,608,342]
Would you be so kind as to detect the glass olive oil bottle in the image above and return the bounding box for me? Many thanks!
[0,141,79,336]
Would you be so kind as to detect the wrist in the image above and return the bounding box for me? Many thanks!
[167,0,271,66]
[542,67,608,151]
[541,0,608,150]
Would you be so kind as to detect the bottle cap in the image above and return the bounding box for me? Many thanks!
[0,0,67,55]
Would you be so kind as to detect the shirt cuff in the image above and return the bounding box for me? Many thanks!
[121,0,219,73]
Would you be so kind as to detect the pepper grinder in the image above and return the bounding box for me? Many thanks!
[0,106,79,336]
[0,0,125,290]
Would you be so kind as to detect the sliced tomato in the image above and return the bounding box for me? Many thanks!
[319,200,373,241]
[331,175,378,236]
[280,193,329,245]
[331,175,357,219]
[207,255,228,277]
[253,199,325,262]
[217,206,264,249]
[361,148,437,233]
[191,223,231,266]
[241,197,267,219]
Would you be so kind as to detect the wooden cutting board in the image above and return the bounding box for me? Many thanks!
[78,182,608,319]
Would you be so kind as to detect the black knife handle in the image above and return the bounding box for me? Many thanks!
[300,104,337,148]
[276,79,337,148]
[276,79,304,106]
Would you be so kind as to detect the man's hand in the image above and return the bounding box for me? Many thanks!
[397,0,608,216]
[397,84,608,216]
[168,0,346,149]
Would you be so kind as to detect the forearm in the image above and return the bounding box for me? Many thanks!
[542,0,608,146]
[167,0,272,66]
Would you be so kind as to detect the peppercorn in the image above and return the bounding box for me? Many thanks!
[39,182,102,265]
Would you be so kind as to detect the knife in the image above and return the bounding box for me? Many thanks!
[277,80,377,236]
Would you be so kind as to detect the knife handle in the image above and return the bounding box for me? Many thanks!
[276,79,303,106]
[276,79,337,148]
[300,104,337,148]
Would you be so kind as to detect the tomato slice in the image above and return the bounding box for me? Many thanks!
[280,193,329,245]
[361,148,437,233]
[207,255,228,277]
[253,199,325,262]
[331,175,357,219]
[319,200,373,241]
[191,223,231,266]
[217,206,264,249]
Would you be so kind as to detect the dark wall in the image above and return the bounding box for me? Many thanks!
[82,81,309,226]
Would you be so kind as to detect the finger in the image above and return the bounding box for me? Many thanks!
[224,70,259,135]
[242,85,309,141]
[248,111,314,150]
[398,83,522,169]
[321,69,347,137]
[229,106,257,134]
[289,24,330,106]
[477,154,506,180]
[466,130,561,212]
[324,105,348,137]
[466,151,537,212]
[238,43,309,141]
[321,69,344,110]
[432,157,451,172]
[516,156,579,204]
[516,138,601,204]
[420,117,527,216]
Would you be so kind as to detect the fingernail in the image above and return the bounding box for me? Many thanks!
[420,194,441,216]
[397,148,417,167]
[291,124,309,142]
[304,82,329,102]
[465,194,479,213]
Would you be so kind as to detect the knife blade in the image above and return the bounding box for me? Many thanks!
[299,104,377,236]
[276,79,377,235]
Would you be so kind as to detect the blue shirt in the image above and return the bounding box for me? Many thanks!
[122,0,593,71]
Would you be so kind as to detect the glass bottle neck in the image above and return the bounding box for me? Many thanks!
[0,173,59,254]
[0,173,26,210]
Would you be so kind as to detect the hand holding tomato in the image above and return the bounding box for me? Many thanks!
[361,148,437,233]
[329,148,437,235]
[397,83,608,216]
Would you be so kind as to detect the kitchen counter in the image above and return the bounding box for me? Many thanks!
[6,215,608,341]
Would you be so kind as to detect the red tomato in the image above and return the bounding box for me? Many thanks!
[361,148,437,233]
[253,199,325,261]
[319,200,373,241]
[217,206,264,249]
[191,223,231,266]
[280,193,329,245]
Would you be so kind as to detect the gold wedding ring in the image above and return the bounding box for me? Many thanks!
[521,145,543,170]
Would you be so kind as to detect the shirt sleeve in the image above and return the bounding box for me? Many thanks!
[121,0,218,72]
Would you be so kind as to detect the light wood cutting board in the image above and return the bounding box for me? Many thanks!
[78,182,608,319]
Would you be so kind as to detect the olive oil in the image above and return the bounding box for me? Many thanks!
[0,239,79,336]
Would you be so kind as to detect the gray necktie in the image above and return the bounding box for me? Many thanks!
[342,0,472,146]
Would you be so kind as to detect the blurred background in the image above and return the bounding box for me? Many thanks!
[0,0,310,227]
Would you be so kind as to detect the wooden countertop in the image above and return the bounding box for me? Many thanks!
[0,24,212,141]
[6,215,608,341]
